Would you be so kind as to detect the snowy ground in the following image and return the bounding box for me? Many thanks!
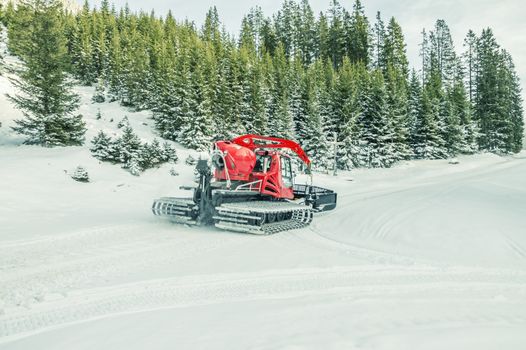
[1,63,526,349]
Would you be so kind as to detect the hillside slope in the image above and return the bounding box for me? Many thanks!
[1,62,526,349]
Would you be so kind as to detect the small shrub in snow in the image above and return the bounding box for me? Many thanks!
[71,166,89,182]
[117,116,130,129]
[169,167,179,176]
[96,109,102,120]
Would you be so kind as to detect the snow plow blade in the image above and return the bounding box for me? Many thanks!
[293,184,337,212]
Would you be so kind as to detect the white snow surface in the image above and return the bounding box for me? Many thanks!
[1,64,526,349]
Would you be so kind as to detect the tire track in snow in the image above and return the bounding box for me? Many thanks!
[0,223,249,309]
[1,266,525,342]
[505,236,526,260]
[307,158,526,266]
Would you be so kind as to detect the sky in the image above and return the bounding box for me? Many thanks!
[82,0,526,104]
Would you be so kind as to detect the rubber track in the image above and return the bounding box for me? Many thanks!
[214,201,313,235]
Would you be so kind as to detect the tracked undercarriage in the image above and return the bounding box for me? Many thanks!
[152,159,336,235]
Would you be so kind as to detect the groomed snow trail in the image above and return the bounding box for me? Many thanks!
[1,152,526,350]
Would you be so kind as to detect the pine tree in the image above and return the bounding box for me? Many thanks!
[327,0,345,67]
[302,64,329,170]
[384,17,409,79]
[407,70,422,155]
[161,141,178,163]
[90,130,114,161]
[347,0,369,65]
[71,0,96,84]
[385,65,412,162]
[336,59,363,169]
[371,12,385,70]
[428,20,458,88]
[356,70,393,167]
[92,77,106,103]
[71,166,89,182]
[8,0,86,147]
[463,30,478,104]
[415,76,446,159]
[178,44,213,150]
[116,124,142,165]
[474,28,519,153]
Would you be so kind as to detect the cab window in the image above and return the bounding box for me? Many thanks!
[255,154,271,173]
[281,156,293,187]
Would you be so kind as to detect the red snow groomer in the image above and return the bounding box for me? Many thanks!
[152,134,337,234]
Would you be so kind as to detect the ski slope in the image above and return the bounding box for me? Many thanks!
[1,64,526,349]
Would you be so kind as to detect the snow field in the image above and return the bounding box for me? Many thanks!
[1,64,526,349]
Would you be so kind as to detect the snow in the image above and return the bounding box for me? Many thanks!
[1,63,526,349]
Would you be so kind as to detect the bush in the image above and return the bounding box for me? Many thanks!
[117,116,130,129]
[71,166,89,182]
[90,126,178,175]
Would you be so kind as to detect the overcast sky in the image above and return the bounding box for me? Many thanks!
[85,0,525,103]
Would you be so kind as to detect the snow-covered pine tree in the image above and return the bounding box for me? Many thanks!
[178,44,213,151]
[233,48,250,135]
[448,70,477,155]
[140,138,163,169]
[5,1,32,57]
[70,1,96,85]
[300,64,329,170]
[8,0,86,147]
[370,12,385,71]
[127,156,142,176]
[248,59,269,135]
[384,65,412,162]
[474,28,519,153]
[267,44,293,139]
[414,80,446,159]
[289,58,306,141]
[347,0,369,65]
[384,17,409,79]
[501,51,524,153]
[106,26,123,102]
[115,125,142,166]
[71,166,90,183]
[407,70,422,156]
[271,94,294,139]
[333,58,362,169]
[327,0,346,67]
[427,20,458,88]
[90,130,114,161]
[212,54,235,140]
[117,116,130,129]
[355,69,393,167]
[161,142,178,163]
[92,78,106,103]
[462,30,478,104]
